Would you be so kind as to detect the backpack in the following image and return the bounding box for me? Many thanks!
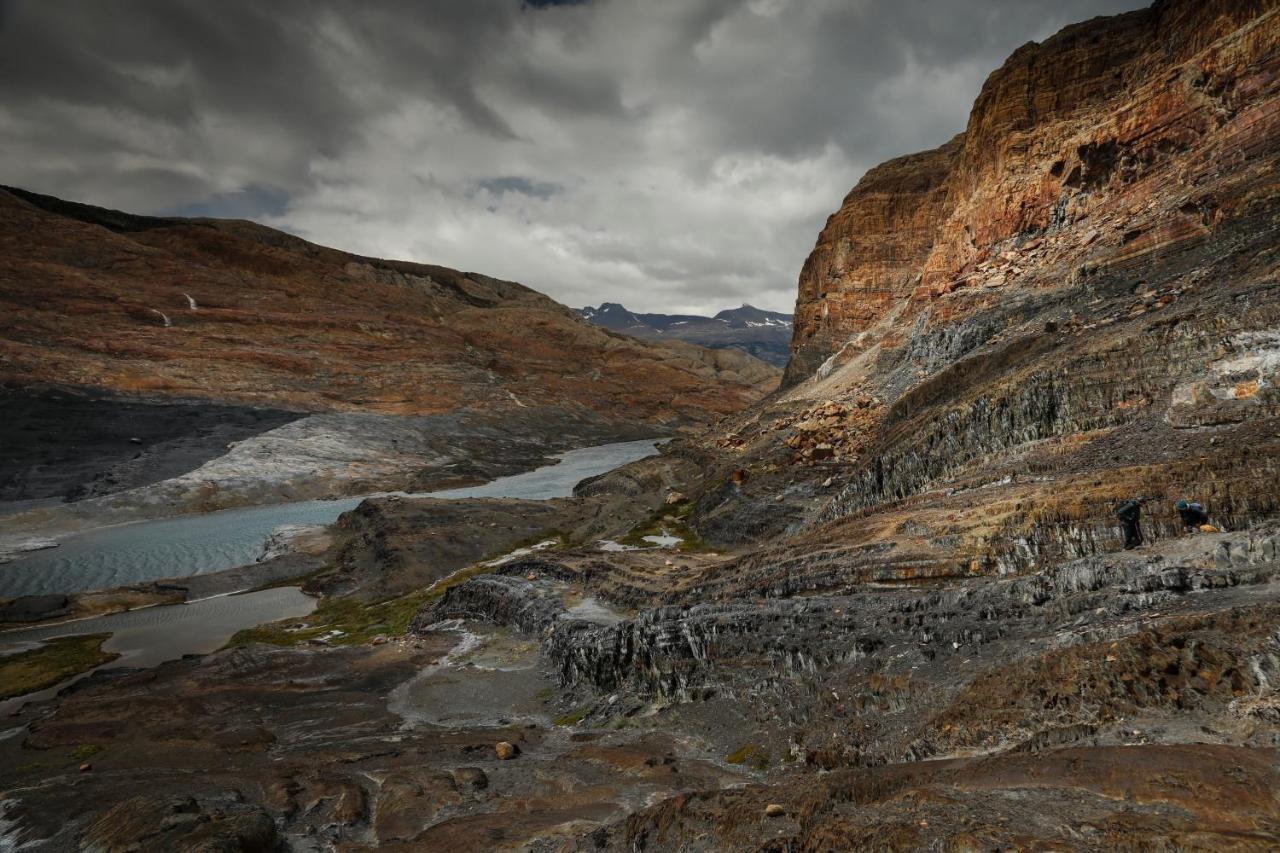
[1114,499,1140,522]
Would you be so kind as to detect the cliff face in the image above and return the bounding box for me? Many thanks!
[690,0,1280,580]
[721,0,1280,573]
[787,0,1279,387]
[786,137,961,382]
[0,187,777,424]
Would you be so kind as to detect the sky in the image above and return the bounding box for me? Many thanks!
[0,0,1148,315]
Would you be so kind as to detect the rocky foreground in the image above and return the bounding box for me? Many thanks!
[2,448,1278,850]
[3,0,1280,850]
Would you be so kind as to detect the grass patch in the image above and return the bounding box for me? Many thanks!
[496,530,569,556]
[725,743,761,765]
[223,562,498,649]
[71,744,103,760]
[0,633,118,700]
[552,705,591,727]
[224,589,429,648]
[617,502,712,553]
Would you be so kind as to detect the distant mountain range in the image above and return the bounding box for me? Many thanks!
[579,302,793,367]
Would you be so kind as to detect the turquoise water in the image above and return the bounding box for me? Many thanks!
[0,586,318,717]
[0,439,660,598]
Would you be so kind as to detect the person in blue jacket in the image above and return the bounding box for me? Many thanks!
[1176,499,1210,532]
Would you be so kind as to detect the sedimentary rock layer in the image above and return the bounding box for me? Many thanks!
[787,0,1280,386]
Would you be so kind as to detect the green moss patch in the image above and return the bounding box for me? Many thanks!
[71,744,103,760]
[727,742,762,768]
[224,562,497,649]
[0,633,118,700]
[618,503,712,553]
[552,705,592,727]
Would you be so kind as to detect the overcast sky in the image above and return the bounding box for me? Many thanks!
[0,0,1147,314]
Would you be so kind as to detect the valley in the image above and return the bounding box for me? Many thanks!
[2,0,1280,850]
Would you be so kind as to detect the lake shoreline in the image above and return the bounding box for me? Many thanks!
[0,439,665,713]
[0,438,664,602]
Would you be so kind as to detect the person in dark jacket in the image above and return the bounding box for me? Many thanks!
[1114,497,1146,550]
[1176,499,1210,532]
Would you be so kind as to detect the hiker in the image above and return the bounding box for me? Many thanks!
[1176,499,1208,531]
[1114,497,1146,550]
[1176,499,1217,533]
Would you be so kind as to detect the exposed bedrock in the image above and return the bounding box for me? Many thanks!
[79,791,282,853]
[786,0,1280,384]
[541,527,1280,766]
[734,0,1280,586]
[318,497,562,600]
[547,599,883,702]
[0,385,299,504]
[412,574,568,636]
[595,744,1280,852]
[315,449,704,601]
[824,234,1280,519]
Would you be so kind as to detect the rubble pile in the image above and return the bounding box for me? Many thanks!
[777,396,880,464]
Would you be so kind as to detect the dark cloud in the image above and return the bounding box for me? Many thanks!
[474,177,563,201]
[0,0,1147,314]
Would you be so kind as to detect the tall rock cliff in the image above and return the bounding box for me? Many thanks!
[691,0,1279,582]
[787,0,1279,389]
[545,7,1280,843]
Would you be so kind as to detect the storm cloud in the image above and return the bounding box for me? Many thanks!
[0,0,1146,313]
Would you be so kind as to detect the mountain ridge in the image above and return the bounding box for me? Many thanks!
[0,185,778,424]
[579,301,792,366]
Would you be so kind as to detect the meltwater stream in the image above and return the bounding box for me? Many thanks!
[0,438,662,598]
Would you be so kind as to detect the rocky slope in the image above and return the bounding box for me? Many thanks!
[580,303,793,366]
[0,186,777,422]
[719,0,1280,573]
[787,0,1279,389]
[552,0,1280,846]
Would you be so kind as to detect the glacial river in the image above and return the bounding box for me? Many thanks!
[0,438,662,598]
[0,438,662,715]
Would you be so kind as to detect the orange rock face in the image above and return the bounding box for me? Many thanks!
[0,189,778,424]
[786,0,1280,386]
[787,137,961,381]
